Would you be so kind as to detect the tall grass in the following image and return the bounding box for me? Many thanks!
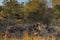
[0,31,57,40]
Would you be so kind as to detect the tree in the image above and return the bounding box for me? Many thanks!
[26,0,56,29]
[52,0,60,6]
[54,4,60,19]
[1,0,24,19]
[22,0,46,22]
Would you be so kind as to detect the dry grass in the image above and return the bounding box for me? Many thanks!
[0,31,57,40]
[2,35,56,40]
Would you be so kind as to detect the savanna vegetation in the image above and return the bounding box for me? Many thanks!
[0,0,60,40]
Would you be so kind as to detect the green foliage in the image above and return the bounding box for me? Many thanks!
[0,0,24,19]
[0,0,56,24]
[54,4,60,19]
[27,1,55,25]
